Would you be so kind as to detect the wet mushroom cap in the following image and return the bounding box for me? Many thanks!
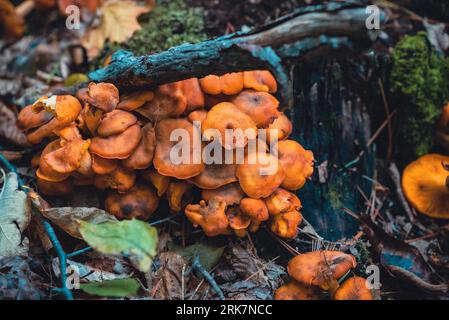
[236,152,285,199]
[201,182,245,206]
[266,112,292,141]
[122,123,156,170]
[105,184,159,221]
[91,154,118,175]
[239,198,269,222]
[287,251,357,289]
[274,281,320,300]
[243,70,277,93]
[185,198,229,236]
[17,105,53,132]
[231,90,279,128]
[264,188,301,215]
[189,163,237,189]
[96,109,137,137]
[117,90,154,111]
[334,277,373,300]
[226,207,251,237]
[202,102,257,150]
[90,123,142,159]
[86,82,119,113]
[181,78,205,112]
[270,210,302,239]
[153,118,205,179]
[44,138,90,174]
[36,140,72,182]
[402,153,449,219]
[277,140,314,191]
[199,73,244,96]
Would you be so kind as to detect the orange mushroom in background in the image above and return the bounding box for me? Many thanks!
[270,210,302,239]
[135,82,187,121]
[274,281,320,300]
[243,70,277,93]
[96,109,137,137]
[117,90,154,111]
[199,72,243,96]
[86,82,119,113]
[231,90,279,128]
[333,276,373,300]
[105,184,159,221]
[142,169,170,197]
[402,153,449,219]
[201,182,245,206]
[185,198,230,237]
[277,140,314,191]
[122,123,156,170]
[202,102,257,150]
[181,78,205,113]
[166,180,191,212]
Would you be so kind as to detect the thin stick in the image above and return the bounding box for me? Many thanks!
[192,255,225,300]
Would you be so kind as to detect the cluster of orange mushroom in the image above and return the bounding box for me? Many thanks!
[275,250,374,300]
[17,70,314,238]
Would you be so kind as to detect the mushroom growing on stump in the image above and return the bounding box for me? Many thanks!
[243,70,277,93]
[274,281,320,300]
[402,153,449,219]
[181,78,205,113]
[231,90,279,128]
[105,184,159,221]
[266,112,292,142]
[185,198,230,236]
[199,73,244,95]
[333,276,373,300]
[86,82,120,113]
[270,210,302,239]
[288,251,357,294]
[122,123,156,170]
[91,154,117,175]
[96,109,137,137]
[117,90,154,111]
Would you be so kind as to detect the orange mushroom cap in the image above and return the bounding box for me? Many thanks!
[266,112,292,141]
[239,198,269,222]
[43,138,90,174]
[54,124,82,144]
[236,152,285,198]
[122,123,156,170]
[90,123,142,159]
[287,251,357,290]
[270,210,302,239]
[231,90,279,128]
[17,104,53,132]
[201,182,245,206]
[199,73,244,95]
[402,153,449,219]
[185,198,230,236]
[135,82,187,121]
[96,109,137,137]
[277,140,314,191]
[117,90,154,111]
[189,163,237,189]
[264,188,302,215]
[274,281,320,300]
[94,165,136,193]
[36,140,71,182]
[76,150,95,178]
[167,180,191,212]
[37,177,74,196]
[181,78,205,112]
[187,109,208,124]
[153,118,204,179]
[80,103,103,136]
[105,184,159,221]
[202,102,257,150]
[334,277,373,300]
[226,207,251,237]
[91,154,118,175]
[86,82,119,113]
[142,169,170,197]
[243,70,277,93]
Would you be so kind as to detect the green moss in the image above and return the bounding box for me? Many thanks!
[391,32,449,158]
[116,0,207,55]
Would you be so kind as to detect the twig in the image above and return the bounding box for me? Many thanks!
[66,246,93,259]
[191,255,225,300]
[378,78,393,163]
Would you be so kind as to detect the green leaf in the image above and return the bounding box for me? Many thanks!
[79,219,158,272]
[80,278,140,297]
[170,243,224,272]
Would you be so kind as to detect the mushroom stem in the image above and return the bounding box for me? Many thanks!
[15,0,35,17]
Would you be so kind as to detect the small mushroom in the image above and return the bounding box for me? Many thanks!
[243,70,277,93]
[76,150,95,178]
[236,152,285,198]
[402,153,449,219]
[239,198,269,232]
[264,188,301,215]
[202,102,257,150]
[153,118,204,179]
[167,180,191,212]
[277,140,314,191]
[201,182,245,206]
[37,177,74,196]
[231,90,279,128]
[181,78,205,112]
[117,90,154,111]
[334,277,373,300]
[189,163,237,189]
[274,281,320,300]
[94,166,136,193]
[135,82,187,120]
[122,123,156,170]
[199,73,243,95]
[36,140,71,182]
[142,169,170,196]
[270,210,302,239]
[226,207,251,237]
[86,82,119,113]
[105,184,159,221]
[17,105,53,132]
[96,109,137,137]
[185,198,230,236]
[266,112,292,141]
[90,123,142,159]
[287,251,357,291]
[43,138,90,174]
[54,124,82,143]
[91,154,118,175]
